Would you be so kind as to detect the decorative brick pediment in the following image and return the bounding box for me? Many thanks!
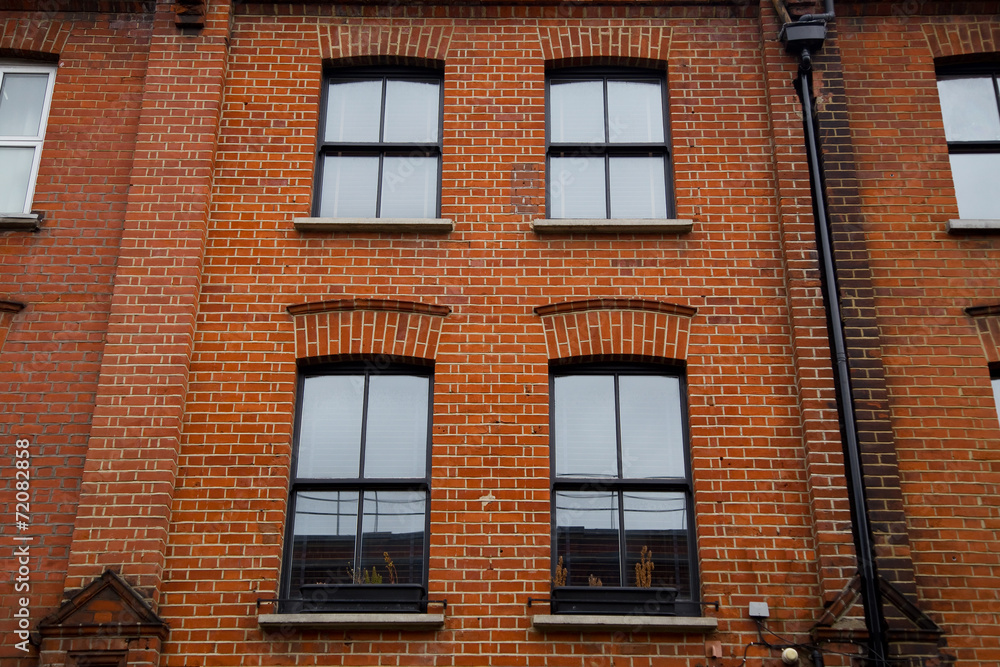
[38,570,168,640]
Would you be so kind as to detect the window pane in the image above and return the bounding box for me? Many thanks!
[620,375,685,478]
[609,156,667,219]
[550,157,606,219]
[550,80,605,143]
[993,377,1000,423]
[363,374,429,478]
[937,76,1000,142]
[289,490,359,591]
[296,375,364,478]
[359,490,426,585]
[949,153,1000,219]
[383,80,439,143]
[607,80,664,144]
[319,155,379,217]
[554,375,618,477]
[380,156,438,218]
[555,491,621,587]
[623,492,689,597]
[0,73,49,137]
[324,80,382,143]
[0,146,34,213]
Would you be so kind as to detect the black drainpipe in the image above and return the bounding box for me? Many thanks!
[779,9,891,667]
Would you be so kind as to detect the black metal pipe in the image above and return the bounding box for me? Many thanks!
[795,55,890,667]
[800,0,835,22]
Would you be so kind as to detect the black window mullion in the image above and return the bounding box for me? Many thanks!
[603,79,612,218]
[613,374,628,586]
[354,374,371,575]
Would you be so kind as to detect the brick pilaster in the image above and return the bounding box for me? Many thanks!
[55,0,231,633]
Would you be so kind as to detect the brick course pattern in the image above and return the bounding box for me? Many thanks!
[1,1,999,666]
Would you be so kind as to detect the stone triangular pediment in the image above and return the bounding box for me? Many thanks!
[812,573,943,644]
[38,570,168,639]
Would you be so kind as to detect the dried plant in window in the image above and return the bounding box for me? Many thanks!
[553,556,568,587]
[383,552,398,585]
[588,574,603,587]
[635,545,654,588]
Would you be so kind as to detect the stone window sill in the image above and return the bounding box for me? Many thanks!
[0,214,41,231]
[293,217,454,233]
[531,218,694,234]
[946,219,1000,233]
[258,612,445,631]
[531,614,717,633]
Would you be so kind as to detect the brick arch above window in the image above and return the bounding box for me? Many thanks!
[966,304,1000,364]
[287,298,450,362]
[923,23,1000,60]
[534,298,696,362]
[0,22,68,57]
[538,26,672,68]
[320,24,453,64]
[0,300,25,352]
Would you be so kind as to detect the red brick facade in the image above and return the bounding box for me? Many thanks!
[2,1,1000,665]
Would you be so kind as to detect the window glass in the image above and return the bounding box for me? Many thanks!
[284,365,432,613]
[553,374,618,478]
[547,71,671,220]
[380,156,438,218]
[948,153,1000,219]
[324,80,382,143]
[936,69,1000,220]
[550,156,606,219]
[383,80,439,143]
[555,491,622,587]
[0,146,34,213]
[359,490,426,584]
[937,76,1000,142]
[607,80,664,144]
[619,375,684,478]
[550,366,695,614]
[0,73,49,137]
[316,71,442,219]
[550,80,605,143]
[296,375,364,478]
[0,66,55,215]
[364,374,429,478]
[319,155,379,218]
[609,157,667,219]
[992,376,1000,422]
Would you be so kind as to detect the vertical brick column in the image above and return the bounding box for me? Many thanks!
[60,0,231,606]
[758,1,859,609]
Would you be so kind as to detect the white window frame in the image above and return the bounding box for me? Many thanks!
[0,62,57,216]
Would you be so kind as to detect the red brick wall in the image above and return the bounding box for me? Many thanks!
[838,11,1000,665]
[0,11,152,661]
[3,2,1000,667]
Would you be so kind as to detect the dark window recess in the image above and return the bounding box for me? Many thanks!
[314,69,443,219]
[281,364,433,613]
[550,366,698,616]
[937,66,1000,219]
[546,70,674,220]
